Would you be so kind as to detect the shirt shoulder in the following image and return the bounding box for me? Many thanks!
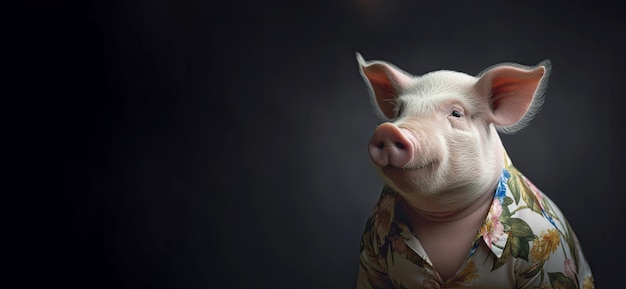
[492,160,594,288]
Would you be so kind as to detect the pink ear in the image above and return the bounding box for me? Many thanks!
[475,61,550,128]
[357,53,414,119]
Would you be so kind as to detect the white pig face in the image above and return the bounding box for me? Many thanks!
[358,54,550,208]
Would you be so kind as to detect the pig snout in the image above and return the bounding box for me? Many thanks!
[369,123,415,168]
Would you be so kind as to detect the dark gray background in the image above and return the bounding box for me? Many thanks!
[23,0,624,288]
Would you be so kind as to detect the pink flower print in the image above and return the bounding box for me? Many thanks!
[565,258,579,283]
[480,198,505,248]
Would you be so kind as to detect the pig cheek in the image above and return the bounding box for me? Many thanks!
[447,112,473,131]
[447,125,498,190]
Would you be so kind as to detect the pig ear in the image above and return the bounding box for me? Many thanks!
[475,60,551,133]
[357,53,414,119]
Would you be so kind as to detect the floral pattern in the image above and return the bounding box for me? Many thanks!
[357,153,594,289]
[479,197,504,250]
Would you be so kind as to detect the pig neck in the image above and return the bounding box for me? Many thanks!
[399,172,499,281]
[402,183,496,224]
[402,186,496,281]
[401,145,504,281]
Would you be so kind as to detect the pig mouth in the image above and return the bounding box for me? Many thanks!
[380,161,438,187]
[383,160,438,171]
[412,160,438,170]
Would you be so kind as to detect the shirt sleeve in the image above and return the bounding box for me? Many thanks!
[513,217,594,289]
[356,234,395,289]
[355,209,397,289]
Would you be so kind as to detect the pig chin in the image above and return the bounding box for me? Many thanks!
[377,162,444,196]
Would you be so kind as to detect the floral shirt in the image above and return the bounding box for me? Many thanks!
[356,154,594,289]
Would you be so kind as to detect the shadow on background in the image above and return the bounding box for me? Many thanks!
[20,0,624,288]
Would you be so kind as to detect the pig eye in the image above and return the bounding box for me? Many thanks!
[396,105,403,117]
[451,110,463,118]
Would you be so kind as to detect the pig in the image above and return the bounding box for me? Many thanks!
[355,53,594,289]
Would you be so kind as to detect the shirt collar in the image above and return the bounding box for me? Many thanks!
[476,168,511,258]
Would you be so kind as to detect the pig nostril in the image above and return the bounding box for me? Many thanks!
[375,142,405,149]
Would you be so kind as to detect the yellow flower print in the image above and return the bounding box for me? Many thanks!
[422,263,444,289]
[423,261,479,289]
[450,260,479,284]
[582,276,595,289]
[530,229,560,263]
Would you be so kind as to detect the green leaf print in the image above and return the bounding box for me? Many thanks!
[492,218,534,271]
[492,237,511,271]
[509,234,531,261]
[519,260,544,279]
[508,172,543,216]
[502,196,513,206]
[548,272,577,289]
[509,218,534,239]
[508,218,535,261]
[507,173,522,204]
[499,205,512,232]
[521,184,543,216]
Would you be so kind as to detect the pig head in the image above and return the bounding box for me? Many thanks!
[357,53,550,212]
